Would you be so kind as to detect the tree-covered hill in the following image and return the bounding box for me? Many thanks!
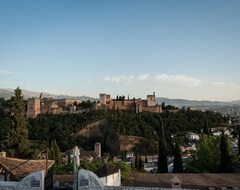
[0,95,227,157]
[27,109,226,155]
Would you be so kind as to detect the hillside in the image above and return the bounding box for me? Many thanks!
[76,118,157,154]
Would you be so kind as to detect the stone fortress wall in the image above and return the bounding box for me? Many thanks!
[27,97,81,118]
[27,93,162,118]
[96,93,162,114]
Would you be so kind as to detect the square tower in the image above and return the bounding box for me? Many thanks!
[147,93,156,107]
[27,98,41,118]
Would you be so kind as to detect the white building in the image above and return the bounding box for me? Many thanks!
[186,132,200,141]
[95,164,121,186]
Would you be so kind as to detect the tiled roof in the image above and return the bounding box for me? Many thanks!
[80,151,97,157]
[0,157,54,178]
[95,164,120,178]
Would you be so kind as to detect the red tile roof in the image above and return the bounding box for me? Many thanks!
[0,157,54,178]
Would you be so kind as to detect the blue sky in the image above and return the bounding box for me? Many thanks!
[0,0,240,101]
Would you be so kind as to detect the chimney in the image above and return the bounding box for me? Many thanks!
[171,176,181,189]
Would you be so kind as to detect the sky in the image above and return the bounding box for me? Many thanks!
[0,0,240,101]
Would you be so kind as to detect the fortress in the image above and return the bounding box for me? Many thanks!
[94,93,162,113]
[27,97,81,118]
[27,93,162,118]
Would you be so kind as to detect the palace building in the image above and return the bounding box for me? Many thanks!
[94,93,162,113]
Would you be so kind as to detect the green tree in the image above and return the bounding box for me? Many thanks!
[145,155,148,163]
[202,115,209,135]
[187,135,219,173]
[232,126,240,156]
[155,117,168,173]
[6,87,29,157]
[238,132,240,156]
[173,141,183,173]
[138,156,144,171]
[134,154,139,170]
[219,132,233,172]
[49,140,62,166]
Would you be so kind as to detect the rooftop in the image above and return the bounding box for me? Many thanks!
[0,157,54,179]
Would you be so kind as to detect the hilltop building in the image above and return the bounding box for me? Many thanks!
[27,97,81,118]
[95,93,162,113]
[27,92,162,118]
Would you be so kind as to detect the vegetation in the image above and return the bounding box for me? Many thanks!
[203,115,210,135]
[219,131,234,172]
[49,140,62,166]
[155,117,168,173]
[173,141,183,173]
[0,90,235,175]
[6,87,29,157]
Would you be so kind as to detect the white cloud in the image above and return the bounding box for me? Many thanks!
[103,76,111,81]
[0,69,18,75]
[0,80,11,84]
[103,73,202,87]
[212,81,240,88]
[212,82,226,86]
[138,74,149,81]
[104,75,135,84]
[154,74,202,86]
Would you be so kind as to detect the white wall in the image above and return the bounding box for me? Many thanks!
[0,170,44,190]
[100,169,121,186]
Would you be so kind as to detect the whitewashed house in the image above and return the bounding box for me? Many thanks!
[144,162,157,172]
[95,164,121,186]
[186,132,200,141]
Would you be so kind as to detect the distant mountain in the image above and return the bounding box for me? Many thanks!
[230,100,240,105]
[0,88,97,102]
[156,97,236,108]
[1,88,239,107]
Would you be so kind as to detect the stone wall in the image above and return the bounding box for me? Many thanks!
[142,105,162,113]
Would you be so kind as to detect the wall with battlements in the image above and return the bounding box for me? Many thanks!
[95,93,162,114]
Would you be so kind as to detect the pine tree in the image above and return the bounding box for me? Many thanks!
[173,141,183,173]
[219,132,233,172]
[156,117,168,173]
[7,87,29,157]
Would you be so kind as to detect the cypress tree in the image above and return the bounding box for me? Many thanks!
[156,117,168,173]
[138,156,143,171]
[238,130,240,156]
[203,115,209,135]
[7,87,29,157]
[219,132,233,172]
[54,140,62,166]
[135,154,139,170]
[145,156,148,163]
[49,140,62,166]
[49,140,55,161]
[173,141,183,173]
